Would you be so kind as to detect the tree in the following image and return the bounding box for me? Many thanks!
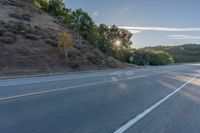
[95,25,133,61]
[58,32,73,57]
[61,8,74,28]
[48,0,65,18]
[150,51,174,65]
[71,9,95,40]
[96,24,110,51]
[132,50,174,66]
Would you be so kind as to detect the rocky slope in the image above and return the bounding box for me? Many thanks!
[0,0,131,76]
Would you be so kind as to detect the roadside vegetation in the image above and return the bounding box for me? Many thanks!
[34,0,174,66]
[58,32,73,57]
[142,44,200,63]
[132,50,174,66]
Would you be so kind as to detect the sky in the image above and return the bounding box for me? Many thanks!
[64,0,200,48]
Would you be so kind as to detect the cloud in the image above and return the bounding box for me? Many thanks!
[92,11,99,18]
[121,6,134,14]
[168,35,200,40]
[119,26,200,32]
[129,30,142,34]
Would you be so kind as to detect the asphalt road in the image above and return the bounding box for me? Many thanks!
[0,64,200,133]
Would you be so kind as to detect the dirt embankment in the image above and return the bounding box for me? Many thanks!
[0,0,132,76]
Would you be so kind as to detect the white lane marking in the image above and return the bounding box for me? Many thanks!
[0,68,189,102]
[0,69,191,101]
[0,67,188,87]
[1,75,138,101]
[0,73,113,87]
[0,74,151,102]
[114,73,200,133]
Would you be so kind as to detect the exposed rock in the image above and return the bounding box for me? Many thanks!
[68,50,77,60]
[34,26,42,31]
[17,23,33,34]
[0,20,5,25]
[25,34,39,40]
[69,60,80,69]
[73,48,81,57]
[92,58,106,65]
[96,58,106,65]
[105,57,118,68]
[0,32,17,44]
[9,13,31,22]
[2,21,32,34]
[49,35,57,41]
[0,29,5,36]
[1,0,23,7]
[74,43,87,51]
[87,54,106,65]
[92,49,105,59]
[87,53,96,63]
[44,39,58,47]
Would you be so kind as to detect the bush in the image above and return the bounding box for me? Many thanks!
[132,50,174,66]
[34,0,49,11]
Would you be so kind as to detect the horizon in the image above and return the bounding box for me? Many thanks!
[65,0,200,48]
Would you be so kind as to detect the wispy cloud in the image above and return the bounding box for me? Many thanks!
[92,11,99,18]
[168,35,200,40]
[128,30,142,34]
[121,6,134,14]
[119,26,200,33]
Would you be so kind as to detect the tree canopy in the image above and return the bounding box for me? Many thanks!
[132,50,174,66]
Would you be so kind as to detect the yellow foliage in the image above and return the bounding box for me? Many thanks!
[58,32,73,49]
[57,32,73,57]
[34,0,49,10]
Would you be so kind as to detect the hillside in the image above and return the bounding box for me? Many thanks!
[0,0,132,76]
[142,44,200,63]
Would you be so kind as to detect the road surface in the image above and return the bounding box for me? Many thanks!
[0,64,200,133]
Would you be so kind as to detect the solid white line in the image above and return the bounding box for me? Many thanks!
[0,67,189,102]
[114,73,200,133]
[0,74,149,102]
[0,73,113,87]
[0,67,187,87]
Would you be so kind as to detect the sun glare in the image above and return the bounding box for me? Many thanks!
[115,40,121,47]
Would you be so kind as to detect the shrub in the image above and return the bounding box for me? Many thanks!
[132,50,174,66]
[34,0,49,11]
[57,32,73,57]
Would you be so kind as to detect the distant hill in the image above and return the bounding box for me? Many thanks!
[142,44,200,63]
